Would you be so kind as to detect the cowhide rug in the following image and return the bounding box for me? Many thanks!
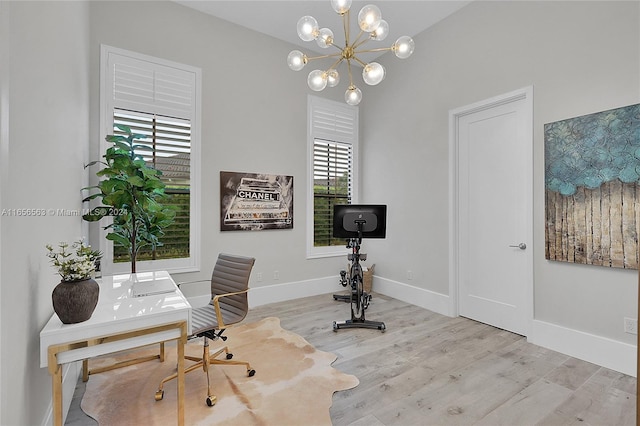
[81,317,359,425]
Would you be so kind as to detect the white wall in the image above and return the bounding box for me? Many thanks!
[362,0,639,368]
[3,1,639,424]
[0,1,91,424]
[0,2,8,423]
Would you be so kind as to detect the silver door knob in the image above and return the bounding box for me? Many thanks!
[509,243,527,250]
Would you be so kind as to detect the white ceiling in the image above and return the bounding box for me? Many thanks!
[173,1,471,61]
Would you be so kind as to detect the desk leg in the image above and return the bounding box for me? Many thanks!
[52,364,63,426]
[177,323,186,426]
[83,359,89,382]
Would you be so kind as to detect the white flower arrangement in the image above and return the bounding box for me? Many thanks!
[46,240,102,282]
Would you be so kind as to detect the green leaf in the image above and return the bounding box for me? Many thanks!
[81,193,102,203]
[131,133,147,141]
[82,213,102,222]
[106,134,128,144]
[113,124,132,134]
[84,160,107,169]
[113,141,132,151]
[127,175,145,187]
[106,232,130,248]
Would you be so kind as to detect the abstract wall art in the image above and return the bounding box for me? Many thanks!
[545,103,640,269]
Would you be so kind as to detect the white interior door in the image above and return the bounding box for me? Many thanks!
[450,87,533,336]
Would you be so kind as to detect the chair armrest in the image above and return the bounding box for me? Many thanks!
[212,289,250,328]
[174,279,210,289]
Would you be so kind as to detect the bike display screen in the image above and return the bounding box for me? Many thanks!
[332,204,387,239]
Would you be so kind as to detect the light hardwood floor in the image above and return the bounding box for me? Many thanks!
[66,293,636,425]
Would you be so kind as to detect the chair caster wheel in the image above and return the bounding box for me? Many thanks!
[248,369,256,377]
[155,390,164,401]
[206,395,217,407]
[333,321,338,332]
[226,353,233,360]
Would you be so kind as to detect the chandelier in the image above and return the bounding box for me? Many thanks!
[287,0,415,105]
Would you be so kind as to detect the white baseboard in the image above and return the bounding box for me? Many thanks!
[249,276,337,307]
[42,361,81,426]
[373,276,451,316]
[187,276,338,309]
[529,319,636,377]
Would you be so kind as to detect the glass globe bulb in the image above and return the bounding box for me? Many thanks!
[297,16,319,42]
[308,70,328,91]
[358,4,382,33]
[362,62,385,85]
[316,28,334,48]
[393,36,415,59]
[287,50,307,71]
[345,86,362,105]
[331,0,352,14]
[370,19,388,41]
[327,70,340,87]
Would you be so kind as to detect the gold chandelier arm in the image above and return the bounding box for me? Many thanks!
[351,36,370,50]
[330,43,345,53]
[327,57,344,71]
[352,56,367,68]
[343,10,350,47]
[351,29,368,49]
[305,52,344,61]
[355,46,393,54]
[346,58,354,87]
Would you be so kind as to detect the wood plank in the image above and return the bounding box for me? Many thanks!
[573,187,586,264]
[475,379,573,425]
[591,186,603,266]
[622,182,637,268]
[601,181,613,267]
[610,180,625,268]
[545,189,556,260]
[585,188,594,264]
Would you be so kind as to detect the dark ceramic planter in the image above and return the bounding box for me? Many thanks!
[52,278,100,324]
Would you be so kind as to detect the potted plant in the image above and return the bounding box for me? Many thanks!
[46,240,102,324]
[82,125,175,273]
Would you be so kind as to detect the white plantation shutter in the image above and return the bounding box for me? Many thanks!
[112,109,191,185]
[109,52,195,119]
[307,96,359,258]
[310,101,357,145]
[100,45,201,274]
[313,140,352,195]
[313,139,353,245]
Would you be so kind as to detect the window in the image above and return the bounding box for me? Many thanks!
[313,139,352,246]
[307,95,359,258]
[111,109,191,262]
[99,45,201,274]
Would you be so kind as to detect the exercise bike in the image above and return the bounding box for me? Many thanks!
[333,220,386,332]
[332,243,371,309]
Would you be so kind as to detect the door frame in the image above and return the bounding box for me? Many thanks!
[448,86,534,336]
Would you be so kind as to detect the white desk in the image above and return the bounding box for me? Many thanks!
[40,271,192,426]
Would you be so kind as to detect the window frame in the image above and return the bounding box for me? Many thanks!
[306,95,359,258]
[98,45,201,274]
